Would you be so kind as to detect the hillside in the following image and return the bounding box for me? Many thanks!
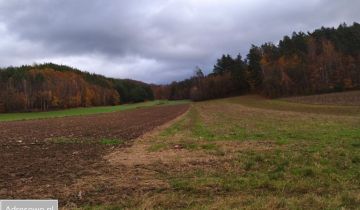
[0,63,154,112]
[284,90,360,106]
[154,22,360,101]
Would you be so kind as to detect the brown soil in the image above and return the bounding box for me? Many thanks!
[0,104,189,207]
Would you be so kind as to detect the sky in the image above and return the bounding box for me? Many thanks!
[0,0,359,84]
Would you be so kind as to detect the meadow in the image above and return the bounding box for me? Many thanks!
[284,90,360,106]
[92,94,360,209]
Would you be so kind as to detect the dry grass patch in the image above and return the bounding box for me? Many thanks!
[285,90,360,106]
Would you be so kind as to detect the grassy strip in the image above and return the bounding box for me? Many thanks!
[227,95,360,116]
[0,100,190,122]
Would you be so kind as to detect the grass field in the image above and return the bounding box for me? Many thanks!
[0,100,189,122]
[90,94,360,209]
[284,90,360,106]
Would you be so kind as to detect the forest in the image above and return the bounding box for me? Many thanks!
[1,23,359,112]
[153,22,360,101]
[0,63,154,112]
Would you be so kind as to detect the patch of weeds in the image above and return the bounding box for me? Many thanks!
[351,141,360,148]
[161,118,186,137]
[335,159,351,170]
[100,138,124,145]
[243,160,255,171]
[253,179,278,191]
[192,122,215,140]
[254,154,265,162]
[148,142,168,152]
[276,137,289,145]
[200,143,225,156]
[340,192,360,209]
[251,132,266,139]
[292,167,316,178]
[268,160,289,180]
[351,156,360,164]
[275,161,289,172]
[170,178,193,192]
[201,143,217,150]
[268,171,283,180]
[169,175,224,194]
[240,152,268,171]
[222,126,247,140]
[207,149,226,156]
[189,108,215,140]
[305,143,324,153]
[338,128,360,140]
[180,142,199,150]
[222,176,248,191]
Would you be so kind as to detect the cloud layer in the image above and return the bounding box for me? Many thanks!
[0,0,359,83]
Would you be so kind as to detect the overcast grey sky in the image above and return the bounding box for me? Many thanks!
[0,0,359,83]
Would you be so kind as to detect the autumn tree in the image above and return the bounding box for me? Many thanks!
[0,64,128,112]
[247,45,263,90]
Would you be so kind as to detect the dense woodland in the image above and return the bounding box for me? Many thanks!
[153,22,360,100]
[0,63,154,112]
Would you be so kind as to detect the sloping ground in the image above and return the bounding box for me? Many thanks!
[284,90,360,106]
[227,95,360,116]
[0,104,189,206]
[78,95,359,209]
[1,94,360,209]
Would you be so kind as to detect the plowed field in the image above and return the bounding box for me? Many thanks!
[0,104,189,206]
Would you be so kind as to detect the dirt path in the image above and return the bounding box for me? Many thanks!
[63,107,223,209]
[105,109,195,166]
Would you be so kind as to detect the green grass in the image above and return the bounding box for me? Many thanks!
[142,95,360,209]
[100,138,124,145]
[227,95,360,116]
[148,142,169,152]
[0,100,190,122]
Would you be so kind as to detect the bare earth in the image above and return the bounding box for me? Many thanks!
[0,104,189,207]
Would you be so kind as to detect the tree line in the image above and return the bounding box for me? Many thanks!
[153,22,360,101]
[0,63,154,112]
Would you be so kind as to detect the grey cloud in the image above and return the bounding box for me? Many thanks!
[0,0,359,83]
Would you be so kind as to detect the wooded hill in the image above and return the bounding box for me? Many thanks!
[2,23,359,112]
[0,63,154,112]
[153,22,360,101]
